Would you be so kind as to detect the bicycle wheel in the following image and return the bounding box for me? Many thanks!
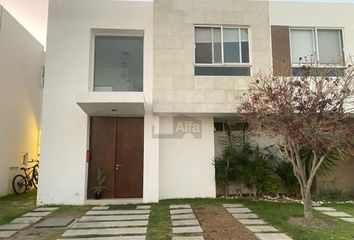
[32,164,39,184]
[12,175,27,194]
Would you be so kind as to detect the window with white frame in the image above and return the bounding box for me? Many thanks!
[194,26,250,76]
[290,28,344,65]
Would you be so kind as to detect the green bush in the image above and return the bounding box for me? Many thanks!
[263,177,280,196]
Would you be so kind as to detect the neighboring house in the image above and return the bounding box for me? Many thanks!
[0,5,44,196]
[269,1,354,197]
[37,0,354,205]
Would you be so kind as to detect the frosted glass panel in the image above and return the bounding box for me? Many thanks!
[195,27,212,63]
[290,29,315,64]
[318,30,343,64]
[94,36,143,92]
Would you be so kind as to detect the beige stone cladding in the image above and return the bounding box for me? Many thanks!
[153,0,272,114]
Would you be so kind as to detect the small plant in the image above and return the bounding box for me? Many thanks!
[92,168,108,199]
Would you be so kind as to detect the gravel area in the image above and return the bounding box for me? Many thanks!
[194,205,256,240]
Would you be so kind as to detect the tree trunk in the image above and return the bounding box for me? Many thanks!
[303,189,313,221]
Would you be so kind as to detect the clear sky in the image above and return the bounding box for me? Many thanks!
[0,0,353,47]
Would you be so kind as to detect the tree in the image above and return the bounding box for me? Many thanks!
[238,64,354,221]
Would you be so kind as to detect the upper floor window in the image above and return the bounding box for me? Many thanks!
[194,26,250,76]
[94,36,143,92]
[290,28,344,66]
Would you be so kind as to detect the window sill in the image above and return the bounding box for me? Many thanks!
[194,63,252,67]
[194,65,251,76]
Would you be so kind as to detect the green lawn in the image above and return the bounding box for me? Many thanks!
[1,193,353,240]
[0,191,37,225]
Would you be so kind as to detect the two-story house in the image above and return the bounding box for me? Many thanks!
[37,0,354,205]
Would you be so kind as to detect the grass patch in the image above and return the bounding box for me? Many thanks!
[0,191,37,225]
[147,203,171,240]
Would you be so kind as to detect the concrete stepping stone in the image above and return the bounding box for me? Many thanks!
[170,205,191,209]
[33,207,58,212]
[0,231,17,238]
[91,206,110,210]
[86,210,150,216]
[23,211,51,217]
[170,209,193,215]
[313,207,336,212]
[0,223,29,230]
[223,204,244,208]
[340,217,354,223]
[238,219,267,225]
[11,217,42,224]
[255,233,292,240]
[62,227,147,237]
[136,205,151,210]
[172,237,204,240]
[246,225,278,233]
[232,213,259,219]
[171,213,196,220]
[58,236,146,240]
[321,211,352,217]
[35,217,75,228]
[172,219,200,226]
[172,226,203,234]
[227,208,252,214]
[80,215,149,222]
[72,220,148,228]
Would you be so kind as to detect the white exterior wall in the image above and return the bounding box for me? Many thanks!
[270,2,354,58]
[0,6,44,196]
[159,117,215,199]
[38,0,154,205]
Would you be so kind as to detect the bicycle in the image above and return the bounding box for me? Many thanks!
[12,160,39,194]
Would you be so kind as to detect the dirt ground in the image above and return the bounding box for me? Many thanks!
[194,205,257,240]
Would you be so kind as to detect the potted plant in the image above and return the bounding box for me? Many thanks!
[92,168,108,199]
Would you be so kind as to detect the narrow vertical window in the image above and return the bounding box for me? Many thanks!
[241,29,249,63]
[213,28,222,63]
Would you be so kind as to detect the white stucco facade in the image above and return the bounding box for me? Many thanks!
[37,0,156,205]
[0,6,44,197]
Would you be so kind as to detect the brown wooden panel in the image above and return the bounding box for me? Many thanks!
[87,117,116,199]
[271,26,292,76]
[115,118,144,198]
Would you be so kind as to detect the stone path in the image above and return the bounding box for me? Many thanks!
[0,207,58,239]
[223,204,292,240]
[170,205,204,240]
[314,207,354,223]
[59,205,151,239]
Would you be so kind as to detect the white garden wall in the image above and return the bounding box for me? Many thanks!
[159,117,216,199]
[0,6,44,196]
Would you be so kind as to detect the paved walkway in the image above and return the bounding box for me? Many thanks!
[223,204,292,240]
[0,207,58,239]
[170,205,204,240]
[314,207,354,223]
[58,205,150,240]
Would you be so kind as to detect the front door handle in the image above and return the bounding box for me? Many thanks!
[115,164,122,170]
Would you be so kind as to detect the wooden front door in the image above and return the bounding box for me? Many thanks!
[87,117,144,199]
